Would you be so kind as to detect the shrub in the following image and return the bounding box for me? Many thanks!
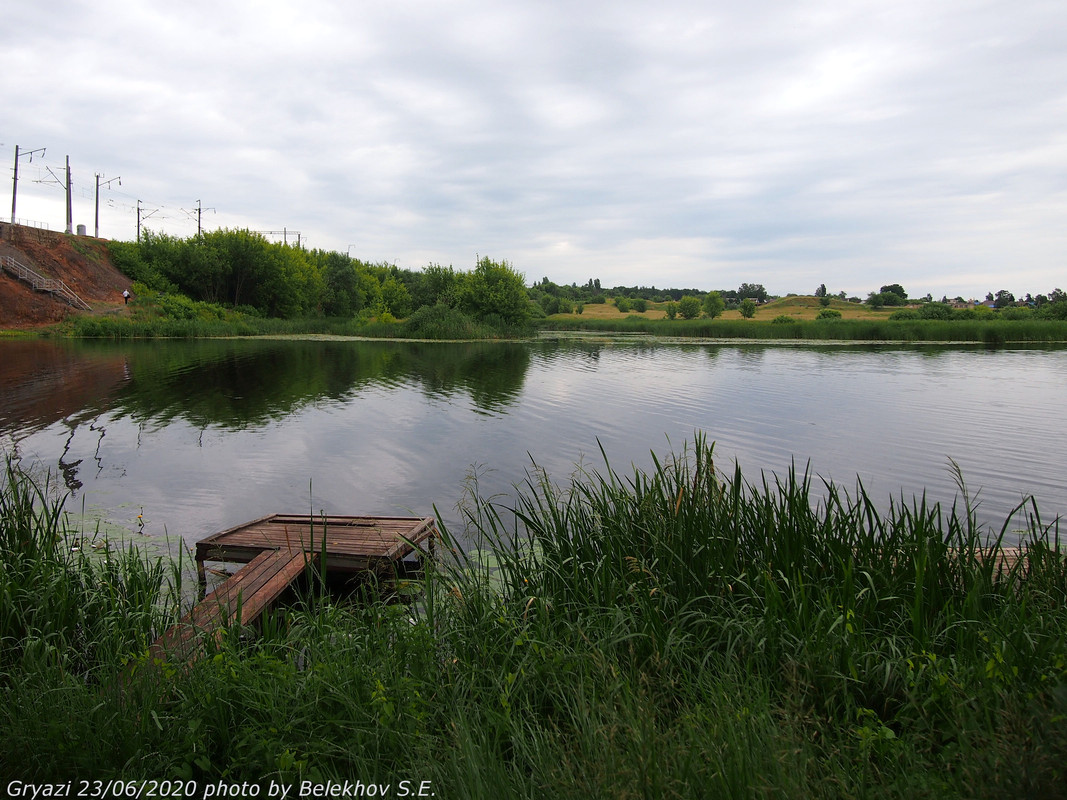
[401,303,485,339]
[889,309,920,321]
[539,295,560,315]
[631,298,647,313]
[918,302,953,320]
[1036,300,1067,320]
[703,291,725,319]
[816,308,842,320]
[615,297,631,313]
[678,295,702,319]
[999,306,1032,320]
[772,315,796,324]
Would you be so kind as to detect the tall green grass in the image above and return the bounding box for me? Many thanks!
[540,316,1067,342]
[2,444,1065,796]
[0,459,180,677]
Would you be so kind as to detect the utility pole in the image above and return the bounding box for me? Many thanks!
[136,199,159,241]
[65,155,72,234]
[94,173,121,238]
[42,156,72,233]
[195,199,214,238]
[10,145,46,224]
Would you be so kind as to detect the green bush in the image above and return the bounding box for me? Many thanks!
[918,302,953,320]
[889,309,920,320]
[815,308,842,320]
[772,315,796,324]
[401,303,488,339]
[999,306,1032,320]
[1036,300,1067,320]
[678,295,702,319]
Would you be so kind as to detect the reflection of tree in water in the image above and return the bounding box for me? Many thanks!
[106,339,532,428]
[58,423,82,492]
[408,342,530,413]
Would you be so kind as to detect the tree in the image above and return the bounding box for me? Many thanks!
[880,284,907,302]
[814,283,827,298]
[321,252,363,316]
[664,301,679,320]
[737,283,768,303]
[457,256,530,327]
[818,295,832,308]
[993,289,1016,309]
[412,263,459,309]
[868,290,903,307]
[739,298,757,318]
[381,275,412,317]
[678,295,702,319]
[702,291,725,319]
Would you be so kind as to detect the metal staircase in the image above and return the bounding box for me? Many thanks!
[1,254,91,311]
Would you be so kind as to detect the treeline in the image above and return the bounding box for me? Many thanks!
[107,230,531,333]
[527,277,770,313]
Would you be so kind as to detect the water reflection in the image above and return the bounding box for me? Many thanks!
[1,338,1064,549]
[1,338,532,435]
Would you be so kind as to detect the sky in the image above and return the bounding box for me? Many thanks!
[2,0,1065,299]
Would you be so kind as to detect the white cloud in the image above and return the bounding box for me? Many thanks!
[3,0,1065,298]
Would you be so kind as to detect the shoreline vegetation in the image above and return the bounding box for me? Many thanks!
[38,297,1067,345]
[2,439,1065,794]
[2,228,1064,342]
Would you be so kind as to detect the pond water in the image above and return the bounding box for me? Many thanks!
[1,336,1064,553]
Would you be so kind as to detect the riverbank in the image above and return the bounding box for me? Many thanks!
[537,315,1067,343]
[2,441,1065,795]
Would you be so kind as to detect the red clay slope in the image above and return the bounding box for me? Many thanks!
[0,222,132,329]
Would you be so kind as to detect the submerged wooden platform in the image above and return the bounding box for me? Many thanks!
[149,514,437,664]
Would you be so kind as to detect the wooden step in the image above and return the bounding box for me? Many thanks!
[150,547,316,665]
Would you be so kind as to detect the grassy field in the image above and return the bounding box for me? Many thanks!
[555,296,888,322]
[2,444,1066,796]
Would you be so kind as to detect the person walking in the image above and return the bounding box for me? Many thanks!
[122,289,130,305]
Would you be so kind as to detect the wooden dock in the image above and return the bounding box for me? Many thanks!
[149,514,437,664]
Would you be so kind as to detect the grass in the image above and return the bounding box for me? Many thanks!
[541,296,1067,342]
[541,312,1067,342]
[2,442,1065,796]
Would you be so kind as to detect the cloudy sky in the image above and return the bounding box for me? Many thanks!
[3,0,1065,298]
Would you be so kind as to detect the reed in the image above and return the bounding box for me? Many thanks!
[539,316,1067,342]
[2,444,1065,796]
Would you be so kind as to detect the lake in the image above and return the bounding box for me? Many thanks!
[1,336,1064,555]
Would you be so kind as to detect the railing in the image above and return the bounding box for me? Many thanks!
[1,255,91,310]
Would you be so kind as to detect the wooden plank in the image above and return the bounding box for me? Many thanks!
[151,548,315,664]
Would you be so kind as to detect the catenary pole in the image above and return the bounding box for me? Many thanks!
[65,156,72,234]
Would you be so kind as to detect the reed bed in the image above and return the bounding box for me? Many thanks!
[539,315,1067,342]
[2,442,1065,797]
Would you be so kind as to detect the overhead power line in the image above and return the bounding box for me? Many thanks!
[10,145,46,224]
